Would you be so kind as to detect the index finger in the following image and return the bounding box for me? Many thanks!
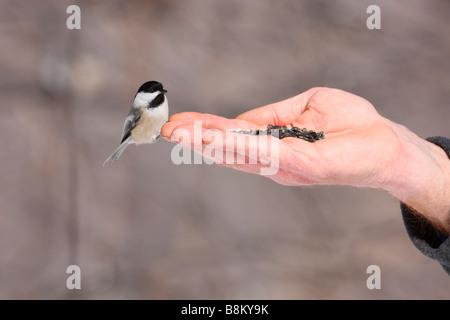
[161,112,257,139]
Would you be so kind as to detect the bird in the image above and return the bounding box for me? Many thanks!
[103,81,169,166]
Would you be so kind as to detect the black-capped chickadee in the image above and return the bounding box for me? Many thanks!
[103,81,169,166]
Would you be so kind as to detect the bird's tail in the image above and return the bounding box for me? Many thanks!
[103,138,131,166]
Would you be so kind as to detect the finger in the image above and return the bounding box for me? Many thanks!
[161,121,182,139]
[218,162,269,175]
[171,122,318,163]
[217,155,314,184]
[236,88,320,125]
[161,112,201,139]
[163,112,257,139]
[167,122,278,177]
[169,121,326,181]
[170,123,281,166]
[219,158,315,186]
[161,112,205,138]
[217,161,309,185]
[206,146,283,177]
[174,112,256,130]
[203,128,281,162]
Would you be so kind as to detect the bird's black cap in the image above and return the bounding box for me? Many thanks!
[137,81,166,94]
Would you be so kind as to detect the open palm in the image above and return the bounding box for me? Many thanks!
[162,87,401,188]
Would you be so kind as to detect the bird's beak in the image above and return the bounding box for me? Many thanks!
[161,89,167,94]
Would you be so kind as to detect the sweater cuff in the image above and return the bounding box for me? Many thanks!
[402,203,450,274]
[401,136,450,275]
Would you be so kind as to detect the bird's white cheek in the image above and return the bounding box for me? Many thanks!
[133,92,159,108]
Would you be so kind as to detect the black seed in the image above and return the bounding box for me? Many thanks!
[298,135,315,142]
[279,131,295,139]
[234,125,324,142]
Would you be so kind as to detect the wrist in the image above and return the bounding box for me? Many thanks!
[382,121,450,235]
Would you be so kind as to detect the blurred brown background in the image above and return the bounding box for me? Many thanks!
[0,0,449,299]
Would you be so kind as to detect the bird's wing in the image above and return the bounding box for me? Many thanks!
[120,109,142,143]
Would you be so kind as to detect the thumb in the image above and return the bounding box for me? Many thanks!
[236,89,317,126]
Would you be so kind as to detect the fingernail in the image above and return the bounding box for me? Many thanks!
[171,129,183,142]
[202,132,214,145]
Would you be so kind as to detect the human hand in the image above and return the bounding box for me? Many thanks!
[162,87,450,234]
[162,87,400,187]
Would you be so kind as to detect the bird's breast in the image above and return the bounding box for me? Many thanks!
[131,107,167,145]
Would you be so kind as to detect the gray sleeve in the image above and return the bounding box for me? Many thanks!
[401,136,450,275]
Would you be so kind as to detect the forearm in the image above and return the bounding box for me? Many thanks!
[382,120,450,236]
